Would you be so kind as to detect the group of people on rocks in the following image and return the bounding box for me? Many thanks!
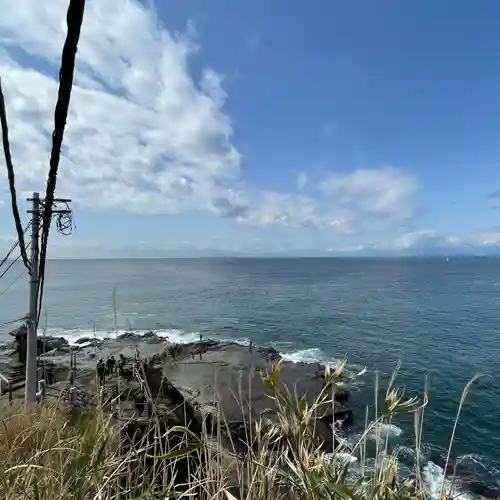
[96,353,126,384]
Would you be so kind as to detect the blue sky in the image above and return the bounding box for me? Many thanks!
[0,0,500,257]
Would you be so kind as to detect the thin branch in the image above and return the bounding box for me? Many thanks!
[0,78,32,274]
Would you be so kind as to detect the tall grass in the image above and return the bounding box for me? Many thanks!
[0,361,483,500]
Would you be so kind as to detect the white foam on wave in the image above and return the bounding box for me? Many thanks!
[282,348,340,366]
[325,452,358,466]
[42,327,202,346]
[423,461,475,500]
[396,445,418,461]
[367,423,403,440]
[456,453,500,475]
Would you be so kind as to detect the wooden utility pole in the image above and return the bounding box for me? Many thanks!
[25,192,40,404]
[25,193,72,405]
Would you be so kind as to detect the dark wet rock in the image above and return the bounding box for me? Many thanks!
[257,345,281,361]
[141,331,164,343]
[335,390,349,403]
[43,337,69,351]
[318,403,353,424]
[73,337,93,345]
[117,331,142,340]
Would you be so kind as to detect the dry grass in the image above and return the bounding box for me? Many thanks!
[0,361,484,500]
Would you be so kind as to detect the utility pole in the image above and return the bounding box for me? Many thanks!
[25,193,72,405]
[25,192,39,405]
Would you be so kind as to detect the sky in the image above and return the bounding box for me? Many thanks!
[0,0,500,257]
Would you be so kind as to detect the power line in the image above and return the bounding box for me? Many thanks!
[0,78,32,274]
[0,269,25,300]
[0,315,27,329]
[0,222,32,272]
[37,0,84,329]
[0,239,20,270]
[0,242,31,282]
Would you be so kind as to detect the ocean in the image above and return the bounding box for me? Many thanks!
[0,257,499,492]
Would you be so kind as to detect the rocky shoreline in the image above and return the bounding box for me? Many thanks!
[0,331,352,452]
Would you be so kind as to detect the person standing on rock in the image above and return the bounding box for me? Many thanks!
[106,356,114,376]
[118,354,126,376]
[97,359,106,385]
[109,355,116,374]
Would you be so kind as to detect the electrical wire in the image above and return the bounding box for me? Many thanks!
[37,0,84,328]
[0,269,25,300]
[0,315,28,329]
[0,241,31,282]
[0,222,32,272]
[55,201,73,235]
[0,78,32,274]
[0,239,20,271]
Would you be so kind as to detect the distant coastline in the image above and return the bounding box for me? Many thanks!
[40,253,500,261]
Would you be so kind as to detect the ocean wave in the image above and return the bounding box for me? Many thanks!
[396,445,417,461]
[457,453,500,475]
[367,422,403,440]
[324,451,358,466]
[423,461,475,500]
[41,327,202,346]
[281,348,340,366]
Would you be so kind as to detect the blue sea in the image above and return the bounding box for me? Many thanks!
[1,257,499,492]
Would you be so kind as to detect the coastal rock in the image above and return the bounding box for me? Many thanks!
[73,337,93,345]
[7,325,70,363]
[142,365,203,436]
[160,341,349,452]
[42,337,69,352]
[318,403,353,424]
[142,331,164,343]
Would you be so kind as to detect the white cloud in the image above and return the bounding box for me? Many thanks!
[0,0,420,244]
[395,229,442,249]
[321,167,418,221]
[327,244,366,253]
[0,0,239,214]
[213,166,417,233]
[471,232,500,247]
[245,191,351,230]
[393,230,500,251]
